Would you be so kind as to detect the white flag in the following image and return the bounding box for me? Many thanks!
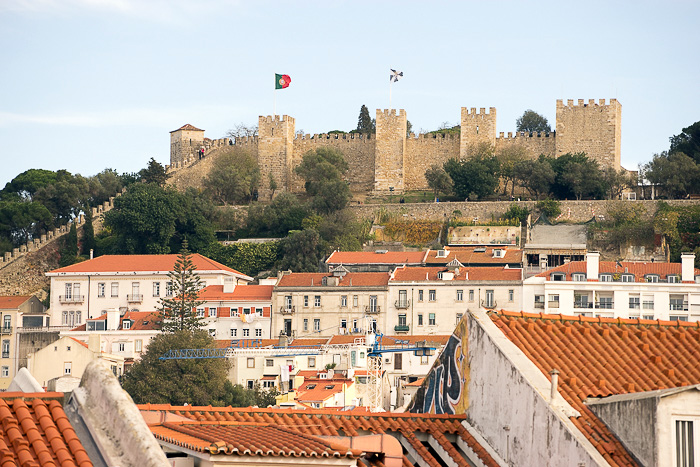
[390,69,404,82]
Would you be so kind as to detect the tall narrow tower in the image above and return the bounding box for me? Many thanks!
[460,107,497,159]
[374,109,407,192]
[257,115,295,199]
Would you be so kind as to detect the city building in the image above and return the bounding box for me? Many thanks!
[0,295,47,389]
[325,250,427,272]
[523,251,700,321]
[198,283,274,339]
[424,245,523,268]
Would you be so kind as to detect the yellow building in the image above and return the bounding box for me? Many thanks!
[0,295,46,389]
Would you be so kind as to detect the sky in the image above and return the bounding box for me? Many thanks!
[1,0,699,187]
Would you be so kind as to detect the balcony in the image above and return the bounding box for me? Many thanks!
[595,301,614,309]
[394,325,410,333]
[395,300,410,309]
[365,305,381,314]
[670,302,689,311]
[548,301,560,309]
[127,294,143,303]
[0,326,12,335]
[534,302,544,309]
[574,301,593,309]
[1,352,8,359]
[481,300,497,309]
[59,295,84,304]
[279,306,295,314]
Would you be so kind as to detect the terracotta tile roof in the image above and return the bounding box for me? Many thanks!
[0,393,92,466]
[69,337,89,349]
[171,123,204,132]
[326,251,427,265]
[490,310,700,466]
[326,334,450,346]
[424,246,522,265]
[406,378,425,387]
[535,260,700,281]
[214,337,328,349]
[73,311,160,331]
[277,272,390,287]
[48,254,249,278]
[0,295,32,310]
[149,421,361,459]
[296,380,352,402]
[391,266,522,282]
[199,285,273,301]
[138,406,498,467]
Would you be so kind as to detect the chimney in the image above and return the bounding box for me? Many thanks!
[106,308,120,331]
[681,253,695,282]
[550,369,560,402]
[586,252,600,281]
[89,249,94,260]
[88,334,101,354]
[223,277,235,293]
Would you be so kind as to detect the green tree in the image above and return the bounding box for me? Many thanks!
[1,169,58,201]
[204,149,260,205]
[424,164,452,201]
[502,204,529,225]
[268,173,278,200]
[294,148,351,214]
[158,242,206,333]
[646,152,700,198]
[139,157,170,186]
[602,167,635,200]
[535,199,561,219]
[444,155,500,200]
[33,170,90,223]
[0,201,53,247]
[277,229,323,272]
[516,110,551,133]
[82,208,96,257]
[547,153,605,200]
[245,192,311,238]
[496,145,528,196]
[513,158,555,200]
[88,169,123,206]
[59,223,79,267]
[669,120,700,164]
[121,330,230,406]
[203,241,280,277]
[356,105,374,134]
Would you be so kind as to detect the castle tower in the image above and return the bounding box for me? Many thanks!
[460,107,497,159]
[170,124,205,167]
[374,109,407,192]
[555,99,621,170]
[257,115,295,199]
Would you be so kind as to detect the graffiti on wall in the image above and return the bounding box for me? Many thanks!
[408,316,469,414]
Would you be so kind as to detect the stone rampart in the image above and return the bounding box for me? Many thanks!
[405,133,461,190]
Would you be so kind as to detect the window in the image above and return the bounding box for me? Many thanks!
[1,340,9,358]
[117,343,125,352]
[131,282,140,298]
[534,295,545,309]
[266,359,274,367]
[0,366,8,377]
[548,294,559,308]
[341,295,347,307]
[135,340,142,352]
[418,290,424,302]
[369,295,378,313]
[97,283,105,297]
[469,290,474,302]
[629,295,640,309]
[340,319,347,329]
[398,290,408,307]
[65,283,72,299]
[669,275,680,283]
[456,313,463,324]
[111,282,119,297]
[676,420,695,467]
[394,353,403,370]
[352,319,358,331]
[509,289,514,302]
[428,290,436,302]
[303,319,308,331]
[643,296,655,310]
[646,274,660,283]
[671,294,687,311]
[398,314,407,326]
[308,357,316,368]
[429,313,436,325]
[243,328,250,337]
[314,295,321,307]
[551,273,566,281]
[2,316,9,330]
[600,274,613,282]
[314,319,320,332]
[230,328,237,337]
[671,315,689,322]
[420,355,429,365]
[122,320,131,329]
[351,351,356,367]
[166,281,173,297]
[285,295,292,309]
[263,380,275,388]
[255,328,262,337]
[353,295,358,307]
[598,296,613,309]
[64,362,72,375]
[485,290,495,308]
[572,273,586,282]
[209,307,217,317]
[643,314,655,320]
[417,314,423,326]
[456,290,463,301]
[256,308,263,316]
[153,282,160,297]
[197,308,205,317]
[247,380,254,389]
[304,295,309,307]
[622,274,635,283]
[247,358,255,368]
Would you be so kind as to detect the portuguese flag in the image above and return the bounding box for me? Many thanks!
[275,74,291,89]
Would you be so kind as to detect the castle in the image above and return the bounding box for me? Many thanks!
[170,98,621,197]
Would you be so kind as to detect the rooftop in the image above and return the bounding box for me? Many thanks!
[535,260,699,281]
[424,246,523,265]
[199,284,273,301]
[391,265,522,282]
[326,250,427,265]
[0,295,32,310]
[277,272,390,287]
[171,123,204,132]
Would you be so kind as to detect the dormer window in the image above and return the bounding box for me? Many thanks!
[668,275,680,283]
[622,274,635,283]
[307,384,316,389]
[437,272,443,279]
[572,273,586,282]
[122,320,131,329]
[436,250,447,258]
[600,274,613,282]
[493,249,504,258]
[645,274,660,283]
[550,273,566,281]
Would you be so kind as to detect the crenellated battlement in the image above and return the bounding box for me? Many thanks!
[497,130,554,140]
[260,114,295,124]
[377,109,406,119]
[556,98,619,109]
[294,132,373,141]
[409,132,460,141]
[461,107,496,118]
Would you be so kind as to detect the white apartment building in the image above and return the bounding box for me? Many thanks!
[523,251,700,321]
[46,254,252,327]
[198,283,274,339]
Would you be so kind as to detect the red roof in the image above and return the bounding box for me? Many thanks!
[0,295,32,310]
[0,393,93,466]
[48,254,249,278]
[170,123,203,132]
[199,285,273,301]
[296,379,352,402]
[138,405,499,467]
[535,260,700,281]
[491,310,700,466]
[391,266,522,281]
[72,311,160,331]
[424,246,522,265]
[326,250,427,265]
[277,272,390,287]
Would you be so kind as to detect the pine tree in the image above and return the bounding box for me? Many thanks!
[59,222,78,267]
[158,240,206,333]
[82,208,96,256]
[356,105,374,134]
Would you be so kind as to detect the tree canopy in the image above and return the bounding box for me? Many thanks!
[424,164,452,200]
[204,148,260,205]
[444,153,500,200]
[516,110,551,133]
[356,105,374,134]
[294,148,351,214]
[139,158,170,187]
[669,120,700,164]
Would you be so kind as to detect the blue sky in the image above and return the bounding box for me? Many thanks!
[1,0,699,187]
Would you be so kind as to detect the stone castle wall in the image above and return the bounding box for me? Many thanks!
[169,98,622,194]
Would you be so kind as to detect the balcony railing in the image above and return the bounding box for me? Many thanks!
[394,325,410,333]
[574,301,593,309]
[595,301,614,309]
[548,301,560,309]
[59,295,84,304]
[534,302,544,309]
[127,294,143,303]
[481,300,497,309]
[395,300,410,309]
[670,302,689,311]
[279,306,295,314]
[0,326,12,335]
[1,352,8,359]
[365,305,381,314]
